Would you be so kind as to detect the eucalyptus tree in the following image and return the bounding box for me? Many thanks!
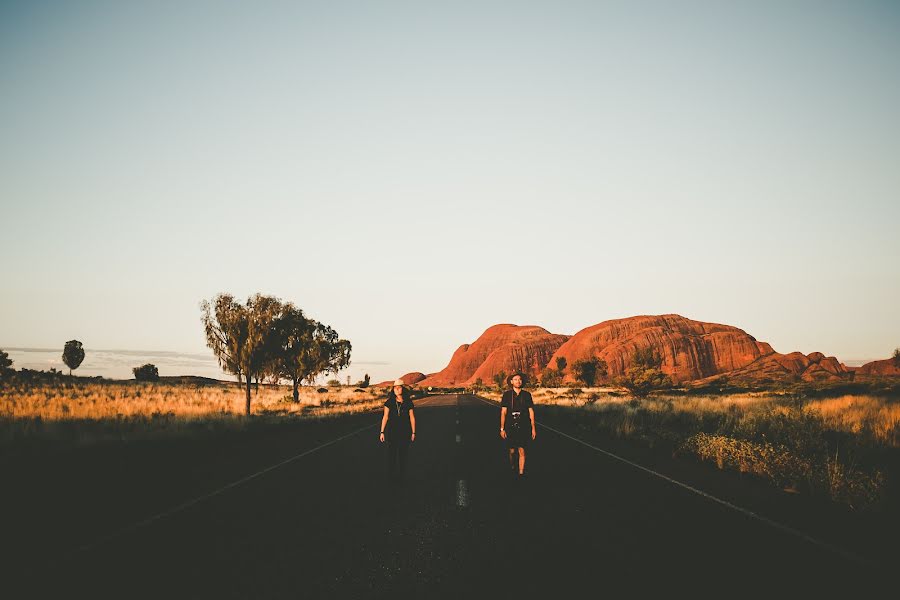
[272,316,351,403]
[203,293,352,414]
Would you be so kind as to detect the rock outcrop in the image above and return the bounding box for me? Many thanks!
[419,324,569,387]
[548,314,775,383]
[692,351,850,387]
[376,372,427,387]
[856,358,900,377]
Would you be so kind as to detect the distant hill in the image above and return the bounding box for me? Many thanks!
[414,314,898,389]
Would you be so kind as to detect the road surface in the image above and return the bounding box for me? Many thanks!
[21,394,881,597]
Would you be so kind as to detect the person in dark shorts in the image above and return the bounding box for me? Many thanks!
[500,372,536,477]
[379,378,416,483]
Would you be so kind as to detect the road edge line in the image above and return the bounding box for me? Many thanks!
[472,394,871,567]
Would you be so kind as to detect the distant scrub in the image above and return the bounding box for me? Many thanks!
[133,363,160,382]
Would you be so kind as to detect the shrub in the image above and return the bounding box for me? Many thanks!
[893,347,900,367]
[617,348,672,397]
[316,387,328,393]
[0,349,12,375]
[572,357,608,387]
[540,367,562,387]
[133,363,160,382]
[326,379,342,387]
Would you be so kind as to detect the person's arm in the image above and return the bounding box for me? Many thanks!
[529,407,536,440]
[409,408,416,442]
[500,406,507,439]
[379,406,389,442]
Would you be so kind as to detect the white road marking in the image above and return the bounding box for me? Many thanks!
[473,396,869,566]
[456,479,468,508]
[75,422,377,554]
[455,434,461,443]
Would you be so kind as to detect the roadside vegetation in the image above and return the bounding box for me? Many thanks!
[0,376,393,449]
[482,387,898,510]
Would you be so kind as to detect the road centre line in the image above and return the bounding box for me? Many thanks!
[473,395,869,567]
[456,479,469,508]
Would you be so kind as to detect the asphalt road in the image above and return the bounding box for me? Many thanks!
[23,394,883,598]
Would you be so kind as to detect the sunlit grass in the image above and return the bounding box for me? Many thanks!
[482,387,897,509]
[0,380,385,446]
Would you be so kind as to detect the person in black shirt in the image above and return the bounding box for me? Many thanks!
[500,372,536,477]
[379,378,416,483]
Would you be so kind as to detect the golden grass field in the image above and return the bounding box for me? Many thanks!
[483,388,900,447]
[0,380,387,446]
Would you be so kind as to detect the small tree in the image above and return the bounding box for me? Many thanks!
[572,357,608,387]
[62,340,85,376]
[327,379,342,387]
[555,356,567,373]
[0,349,13,376]
[357,373,371,388]
[540,367,562,387]
[493,370,508,392]
[617,348,672,398]
[893,347,900,367]
[133,363,160,381]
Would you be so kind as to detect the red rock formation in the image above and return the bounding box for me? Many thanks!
[376,372,428,387]
[419,324,569,387]
[856,358,900,377]
[693,351,850,386]
[549,314,775,383]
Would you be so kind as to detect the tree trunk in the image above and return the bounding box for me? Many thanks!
[245,376,252,416]
[293,376,299,403]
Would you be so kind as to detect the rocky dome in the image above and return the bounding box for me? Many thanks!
[856,358,900,377]
[376,372,427,387]
[419,324,569,387]
[548,314,775,383]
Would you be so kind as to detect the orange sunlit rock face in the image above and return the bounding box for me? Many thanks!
[856,358,900,377]
[418,324,569,387]
[549,314,775,383]
[376,372,428,387]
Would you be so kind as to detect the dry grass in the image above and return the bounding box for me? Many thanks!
[483,387,898,509]
[0,380,386,446]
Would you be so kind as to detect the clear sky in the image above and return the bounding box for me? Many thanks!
[2,0,899,383]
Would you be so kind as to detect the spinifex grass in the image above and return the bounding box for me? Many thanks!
[484,388,897,509]
[0,380,385,447]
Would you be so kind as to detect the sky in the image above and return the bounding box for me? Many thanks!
[2,0,899,383]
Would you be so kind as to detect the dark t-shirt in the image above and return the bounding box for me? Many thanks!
[501,389,534,431]
[384,395,415,440]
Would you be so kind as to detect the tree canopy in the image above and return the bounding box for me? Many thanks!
[202,293,351,413]
[62,340,85,376]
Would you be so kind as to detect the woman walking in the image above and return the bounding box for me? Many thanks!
[500,372,536,478]
[379,379,416,483]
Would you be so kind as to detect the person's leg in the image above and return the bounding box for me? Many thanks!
[508,448,517,471]
[387,441,398,481]
[518,447,526,475]
[397,442,409,480]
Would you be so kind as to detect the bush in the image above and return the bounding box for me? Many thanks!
[617,348,672,397]
[316,387,328,393]
[326,379,342,387]
[540,367,562,387]
[133,363,160,382]
[893,347,900,367]
[572,358,608,387]
[0,349,12,376]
